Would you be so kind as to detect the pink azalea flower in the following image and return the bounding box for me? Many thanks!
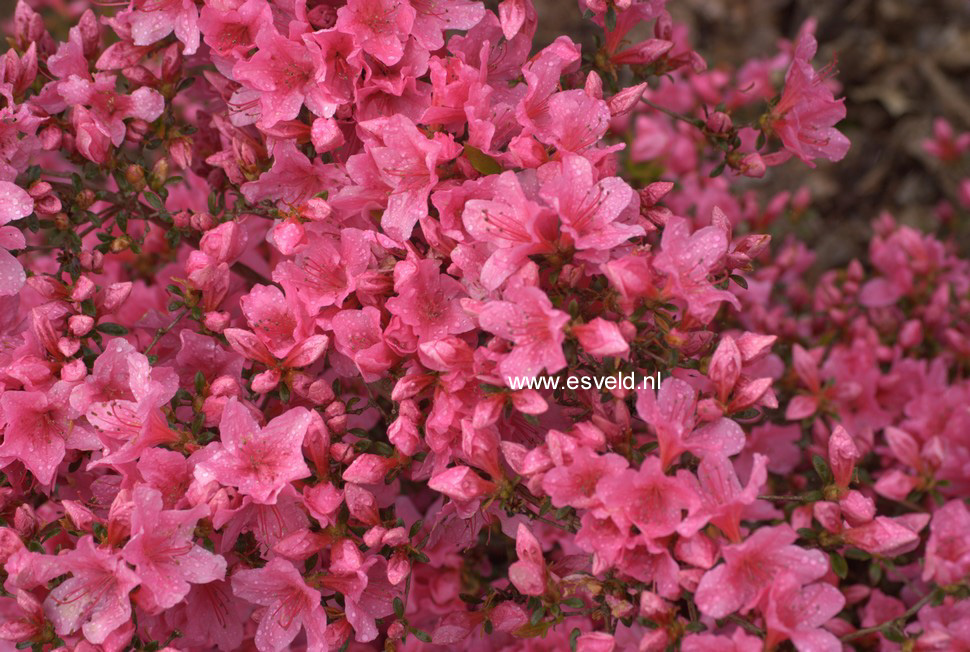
[129,0,200,54]
[636,377,744,470]
[241,141,335,206]
[0,181,31,296]
[508,523,547,596]
[386,254,473,342]
[478,285,570,381]
[359,115,461,242]
[199,397,312,504]
[653,216,740,323]
[538,154,643,251]
[331,306,399,382]
[59,74,163,146]
[766,30,849,167]
[695,453,768,543]
[42,535,141,645]
[198,0,271,59]
[0,383,99,485]
[410,0,486,51]
[541,447,629,509]
[694,525,828,619]
[763,572,845,652]
[922,500,970,585]
[121,485,226,611]
[273,229,374,314]
[596,455,704,540]
[335,0,417,66]
[233,29,332,128]
[231,556,328,652]
[462,171,558,291]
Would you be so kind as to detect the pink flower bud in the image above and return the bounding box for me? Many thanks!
[706,111,733,134]
[102,282,132,311]
[739,152,766,178]
[428,466,496,502]
[68,314,94,336]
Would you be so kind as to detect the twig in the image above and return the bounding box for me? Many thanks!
[639,96,704,128]
[145,309,189,355]
[841,589,938,642]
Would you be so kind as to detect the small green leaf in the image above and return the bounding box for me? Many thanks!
[464,145,503,176]
[830,551,848,579]
[96,322,129,335]
[530,606,545,626]
[393,597,405,618]
[144,191,163,210]
[569,628,581,652]
[729,274,748,290]
[812,454,832,483]
[410,628,431,643]
[605,6,617,31]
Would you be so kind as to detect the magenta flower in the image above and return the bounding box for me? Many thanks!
[653,216,740,323]
[462,171,558,291]
[335,0,417,66]
[129,0,200,54]
[478,286,570,381]
[0,383,98,485]
[0,181,31,296]
[233,29,332,128]
[538,154,643,252]
[42,536,141,645]
[361,115,461,241]
[694,525,828,618]
[199,397,312,504]
[766,30,849,167]
[231,556,328,652]
[198,0,271,58]
[763,572,845,652]
[59,74,164,146]
[508,523,547,596]
[121,486,226,610]
[386,255,473,342]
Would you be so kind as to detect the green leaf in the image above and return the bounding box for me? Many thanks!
[393,597,405,618]
[410,628,431,643]
[605,6,617,31]
[729,274,748,290]
[144,191,163,210]
[530,606,545,626]
[562,597,584,609]
[96,322,129,335]
[830,551,848,579]
[570,628,581,652]
[812,454,832,483]
[464,145,503,176]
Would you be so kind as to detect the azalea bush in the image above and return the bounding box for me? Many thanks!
[0,0,969,650]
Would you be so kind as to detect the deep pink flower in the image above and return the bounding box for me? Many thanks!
[766,30,849,166]
[199,397,312,504]
[198,0,271,59]
[538,154,642,251]
[122,486,226,611]
[231,557,328,652]
[508,523,547,596]
[386,254,473,342]
[335,0,417,66]
[59,74,163,146]
[462,171,558,291]
[653,216,740,323]
[922,500,970,585]
[695,525,828,618]
[233,29,332,128]
[0,383,99,485]
[129,0,200,54]
[478,286,570,381]
[763,572,845,652]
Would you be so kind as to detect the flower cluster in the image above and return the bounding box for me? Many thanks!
[0,0,966,651]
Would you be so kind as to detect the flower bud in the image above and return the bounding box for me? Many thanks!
[705,111,732,134]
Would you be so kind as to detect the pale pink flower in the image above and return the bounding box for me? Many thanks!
[763,572,845,652]
[508,523,547,596]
